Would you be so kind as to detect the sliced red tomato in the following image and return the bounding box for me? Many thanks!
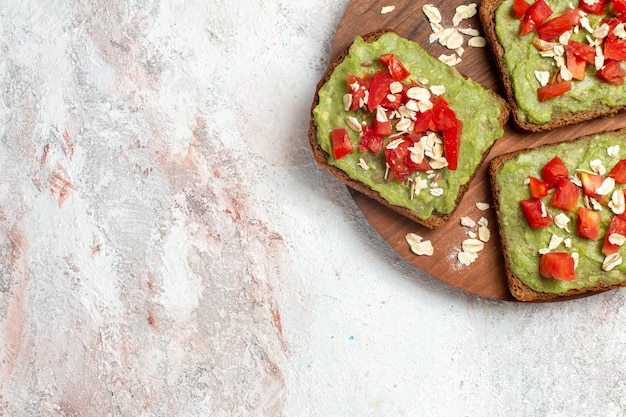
[577,207,601,240]
[598,59,626,85]
[567,39,596,64]
[520,0,554,35]
[346,73,370,111]
[404,134,432,171]
[579,0,606,14]
[613,0,626,14]
[528,176,548,198]
[579,170,609,203]
[412,109,434,134]
[537,80,572,101]
[514,0,532,17]
[359,125,384,153]
[367,70,393,111]
[542,156,569,189]
[380,93,403,110]
[550,178,579,211]
[331,128,354,160]
[385,139,414,182]
[609,159,626,183]
[537,7,581,41]
[377,53,411,81]
[566,51,587,80]
[521,198,553,227]
[602,215,626,254]
[432,95,462,170]
[539,252,578,281]
[373,107,392,136]
[603,37,626,61]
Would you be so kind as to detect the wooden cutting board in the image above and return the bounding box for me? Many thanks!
[329,0,626,300]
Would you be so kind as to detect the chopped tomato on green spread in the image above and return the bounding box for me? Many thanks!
[539,252,578,280]
[331,53,463,182]
[515,150,626,281]
[514,0,626,100]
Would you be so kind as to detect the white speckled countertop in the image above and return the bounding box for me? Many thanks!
[1,1,626,416]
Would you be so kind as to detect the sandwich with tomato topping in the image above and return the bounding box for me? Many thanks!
[490,128,626,301]
[480,0,626,131]
[309,30,509,228]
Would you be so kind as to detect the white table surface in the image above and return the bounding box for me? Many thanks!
[1,0,625,416]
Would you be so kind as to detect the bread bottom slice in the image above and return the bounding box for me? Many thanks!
[480,0,626,132]
[490,129,626,301]
[309,30,509,228]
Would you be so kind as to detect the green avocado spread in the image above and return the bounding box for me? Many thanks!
[496,131,626,294]
[313,33,506,221]
[495,0,626,125]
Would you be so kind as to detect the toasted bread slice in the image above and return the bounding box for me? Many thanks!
[490,129,626,301]
[309,30,509,228]
[480,0,626,132]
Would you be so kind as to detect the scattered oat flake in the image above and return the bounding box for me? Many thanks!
[476,202,490,211]
[468,36,486,48]
[458,250,478,266]
[603,252,622,271]
[478,225,491,243]
[381,5,395,14]
[453,3,477,27]
[406,233,434,256]
[423,4,442,23]
[608,145,620,157]
[460,216,476,228]
[438,53,461,66]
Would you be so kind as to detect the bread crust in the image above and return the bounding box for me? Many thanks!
[479,0,626,133]
[309,30,509,229]
[489,134,626,301]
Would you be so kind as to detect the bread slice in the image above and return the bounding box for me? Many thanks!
[309,30,509,229]
[480,0,626,132]
[490,129,626,301]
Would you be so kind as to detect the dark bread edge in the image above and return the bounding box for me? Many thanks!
[489,132,626,301]
[309,29,510,229]
[479,0,626,133]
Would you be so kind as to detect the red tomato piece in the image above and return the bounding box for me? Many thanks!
[521,199,554,227]
[412,109,434,134]
[404,134,432,171]
[528,176,548,198]
[537,80,572,101]
[598,59,626,85]
[381,93,403,110]
[567,39,596,64]
[609,159,626,183]
[377,53,411,81]
[542,156,569,189]
[613,0,626,14]
[536,7,581,41]
[577,207,601,240]
[520,0,554,35]
[602,215,626,254]
[566,51,587,80]
[331,128,354,160]
[367,70,394,111]
[580,171,610,204]
[579,0,606,14]
[539,252,578,281]
[603,37,626,62]
[373,107,392,136]
[359,125,384,153]
[550,178,579,211]
[432,96,462,170]
[513,0,532,17]
[346,73,370,111]
[385,139,414,182]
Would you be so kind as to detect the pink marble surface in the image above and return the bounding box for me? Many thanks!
[1,1,626,416]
